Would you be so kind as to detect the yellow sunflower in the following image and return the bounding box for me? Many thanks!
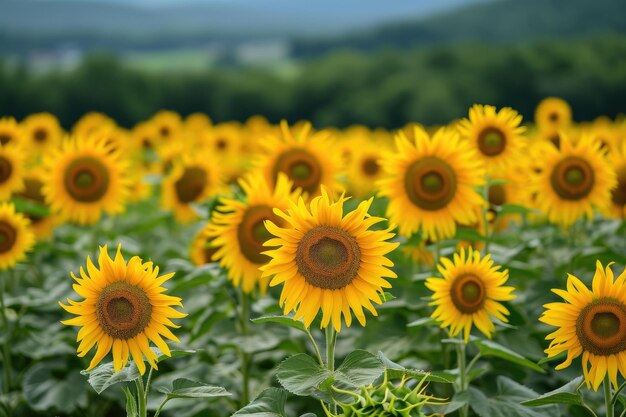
[72,112,116,138]
[0,143,25,201]
[606,142,626,219]
[530,133,616,227]
[189,223,218,266]
[185,112,212,133]
[15,169,55,240]
[535,97,572,134]
[151,110,182,143]
[0,117,24,147]
[21,112,63,157]
[43,135,131,225]
[256,120,342,197]
[425,247,515,342]
[377,126,485,241]
[540,261,626,390]
[260,188,399,332]
[59,244,187,375]
[207,173,300,294]
[0,202,35,270]
[458,104,526,175]
[346,136,389,198]
[161,152,222,223]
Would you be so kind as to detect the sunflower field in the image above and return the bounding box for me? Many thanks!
[1,98,626,417]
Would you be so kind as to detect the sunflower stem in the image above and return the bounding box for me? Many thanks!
[0,278,11,395]
[144,367,153,403]
[605,375,614,417]
[305,327,324,366]
[238,290,251,407]
[135,376,147,417]
[611,381,626,406]
[325,325,337,414]
[153,398,170,417]
[482,176,491,255]
[456,340,469,417]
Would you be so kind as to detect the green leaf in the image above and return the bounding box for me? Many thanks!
[12,196,50,218]
[407,317,437,328]
[81,362,140,395]
[276,354,331,396]
[157,378,231,399]
[522,377,583,407]
[23,361,87,412]
[233,387,288,417]
[251,315,307,333]
[382,292,397,302]
[498,204,532,215]
[334,350,384,388]
[455,226,485,242]
[123,386,138,417]
[472,339,545,373]
[376,351,455,384]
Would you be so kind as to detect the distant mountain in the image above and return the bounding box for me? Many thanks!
[291,0,626,57]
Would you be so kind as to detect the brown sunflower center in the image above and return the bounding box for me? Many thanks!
[450,274,485,314]
[488,184,506,206]
[63,157,110,203]
[215,138,228,151]
[0,221,16,253]
[478,127,506,156]
[33,128,48,143]
[0,156,12,184]
[361,157,380,177]
[237,205,280,264]
[550,156,595,200]
[273,149,322,194]
[96,281,153,340]
[296,226,361,290]
[404,157,457,211]
[577,298,626,355]
[0,134,11,146]
[174,166,207,203]
[159,126,170,138]
[548,112,560,123]
[611,166,626,207]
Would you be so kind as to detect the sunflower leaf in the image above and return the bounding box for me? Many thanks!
[158,378,231,399]
[232,387,288,417]
[276,353,331,396]
[376,351,455,384]
[123,386,138,417]
[521,377,583,407]
[472,339,545,373]
[11,196,50,218]
[251,315,307,334]
[334,350,384,388]
[80,362,140,395]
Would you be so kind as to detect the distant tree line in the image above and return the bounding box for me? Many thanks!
[1,36,626,129]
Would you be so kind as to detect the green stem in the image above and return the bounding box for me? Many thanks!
[153,398,170,417]
[581,402,599,417]
[466,353,481,373]
[605,375,614,417]
[482,177,491,255]
[612,381,626,406]
[325,326,337,414]
[135,376,147,417]
[144,367,153,403]
[239,290,251,407]
[456,340,468,417]
[305,327,324,366]
[0,279,11,395]
[434,240,441,266]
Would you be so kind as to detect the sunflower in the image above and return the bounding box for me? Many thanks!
[377,126,485,241]
[606,142,626,219]
[458,104,526,175]
[540,261,626,390]
[0,143,25,201]
[347,136,389,198]
[185,113,212,133]
[530,133,616,227]
[201,123,246,183]
[59,245,187,375]
[0,202,35,270]
[260,188,399,332]
[425,247,515,342]
[161,153,222,223]
[207,173,300,294]
[256,120,341,197]
[14,169,55,240]
[401,241,434,270]
[0,117,24,147]
[535,97,572,133]
[72,112,116,138]
[151,110,182,143]
[21,112,63,157]
[189,224,218,266]
[43,135,131,225]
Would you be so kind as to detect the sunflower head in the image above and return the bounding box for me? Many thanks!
[260,187,399,332]
[540,261,626,390]
[151,110,182,142]
[21,112,63,156]
[0,143,25,201]
[346,135,391,198]
[0,117,25,148]
[607,143,626,218]
[190,224,218,266]
[535,97,572,133]
[59,244,187,375]
[0,202,35,270]
[15,169,55,240]
[72,112,116,138]
[425,247,515,342]
[185,112,212,132]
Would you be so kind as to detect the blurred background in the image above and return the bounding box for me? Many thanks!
[1,0,625,129]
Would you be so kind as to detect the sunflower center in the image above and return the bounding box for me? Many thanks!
[296,225,361,290]
[611,166,626,207]
[174,166,207,203]
[160,126,170,138]
[488,184,506,206]
[0,221,16,253]
[215,138,228,151]
[450,274,485,314]
[548,112,560,123]
[96,281,153,340]
[63,157,110,203]
[478,127,506,156]
[550,156,595,200]
[0,156,12,184]
[361,158,380,177]
[0,134,11,145]
[273,149,322,194]
[577,298,626,355]
[33,128,48,143]
[237,205,281,265]
[404,157,457,211]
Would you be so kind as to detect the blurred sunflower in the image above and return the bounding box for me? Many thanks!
[535,97,572,134]
[59,244,187,375]
[185,112,212,133]
[201,123,245,183]
[260,188,399,332]
[458,104,526,175]
[72,112,116,138]
[531,134,616,227]
[377,126,485,241]
[606,143,626,218]
[0,144,25,201]
[540,261,626,390]
[189,223,218,266]
[0,202,35,270]
[207,173,300,294]
[152,110,182,143]
[14,169,55,240]
[401,241,434,270]
[425,247,515,342]
[161,153,222,223]
[21,112,63,158]
[43,135,131,225]
[347,137,388,198]
[256,120,341,197]
[0,117,24,147]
